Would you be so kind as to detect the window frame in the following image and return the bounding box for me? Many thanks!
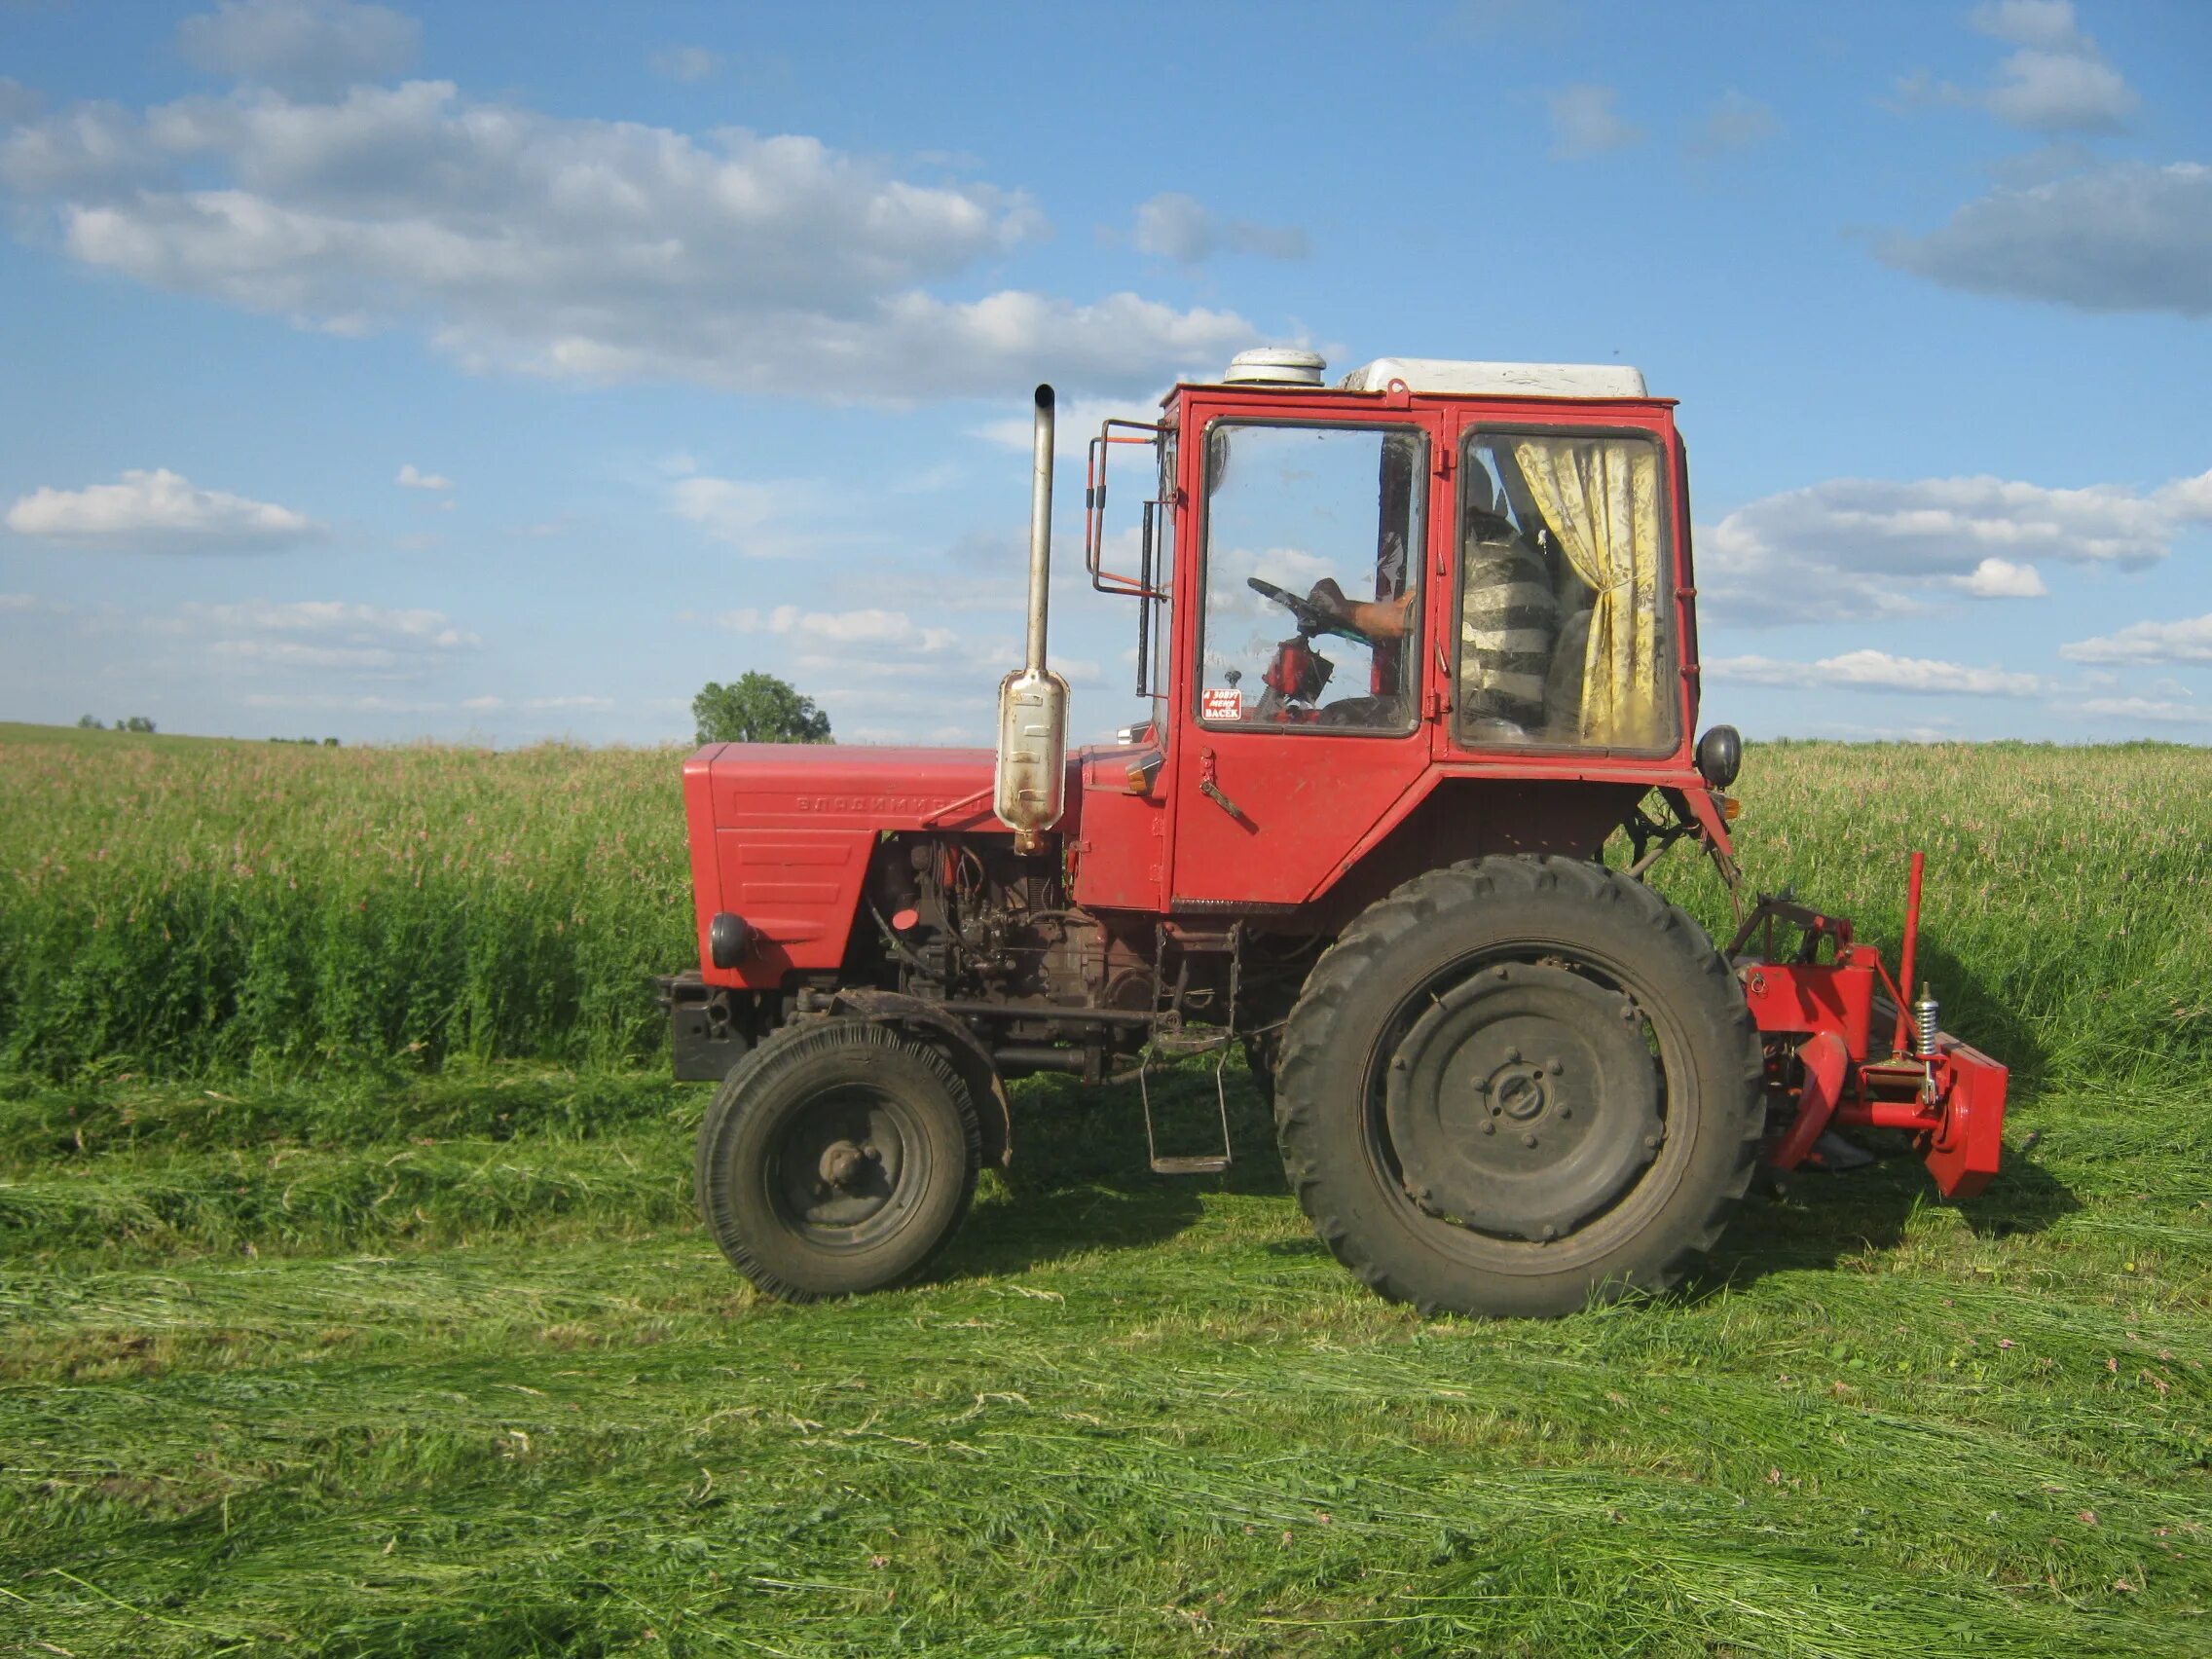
[1450,422,1682,760]
[1191,415,1432,740]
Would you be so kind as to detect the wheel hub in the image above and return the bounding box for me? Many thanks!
[1384,962,1663,1239]
[773,1100,908,1233]
[818,1138,871,1191]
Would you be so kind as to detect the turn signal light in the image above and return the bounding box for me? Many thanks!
[1717,793,1742,822]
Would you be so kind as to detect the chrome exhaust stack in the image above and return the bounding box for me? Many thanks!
[994,384,1070,854]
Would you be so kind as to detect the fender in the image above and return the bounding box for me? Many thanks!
[829,988,1014,1170]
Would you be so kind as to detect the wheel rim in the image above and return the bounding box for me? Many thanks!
[1361,942,1695,1272]
[763,1088,931,1251]
[1385,962,1663,1240]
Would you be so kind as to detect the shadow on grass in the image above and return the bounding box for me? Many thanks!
[936,1059,1290,1281]
[1689,1089,2078,1299]
[932,1023,2077,1296]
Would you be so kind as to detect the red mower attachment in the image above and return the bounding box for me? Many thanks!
[1732,852,2008,1198]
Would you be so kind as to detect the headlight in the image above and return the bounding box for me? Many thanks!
[1696,724,1743,790]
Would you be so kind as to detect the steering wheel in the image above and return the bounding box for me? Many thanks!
[1246,576,1378,645]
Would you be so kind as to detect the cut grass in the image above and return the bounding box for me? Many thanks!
[2,1060,2208,1655]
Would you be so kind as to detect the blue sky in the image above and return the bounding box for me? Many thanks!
[2,0,2208,747]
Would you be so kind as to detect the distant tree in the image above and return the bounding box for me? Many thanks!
[693,673,832,745]
[76,715,101,729]
[123,716,156,733]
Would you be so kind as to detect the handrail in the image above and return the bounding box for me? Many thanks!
[1084,419,1170,599]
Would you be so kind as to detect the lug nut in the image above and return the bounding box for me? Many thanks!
[1522,1132,1538,1148]
[1503,1048,1521,1064]
[1546,1057,1564,1074]
[1643,1134,1660,1151]
[1481,1121,1495,1135]
[1558,1106,1572,1120]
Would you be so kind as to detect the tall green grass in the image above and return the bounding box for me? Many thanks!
[4,723,2208,1088]
[0,726,692,1077]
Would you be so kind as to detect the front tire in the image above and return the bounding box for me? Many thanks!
[1275,856,1762,1317]
[695,1018,980,1301]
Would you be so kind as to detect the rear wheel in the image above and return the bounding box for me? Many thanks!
[695,1018,980,1300]
[1275,856,1762,1317]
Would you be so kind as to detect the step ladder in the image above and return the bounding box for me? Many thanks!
[1137,1033,1234,1176]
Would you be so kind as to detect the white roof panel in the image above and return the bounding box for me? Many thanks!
[1338,357,1648,398]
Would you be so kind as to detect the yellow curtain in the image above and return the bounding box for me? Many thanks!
[1510,437,1664,747]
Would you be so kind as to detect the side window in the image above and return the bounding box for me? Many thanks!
[1198,424,1424,732]
[1459,432,1674,751]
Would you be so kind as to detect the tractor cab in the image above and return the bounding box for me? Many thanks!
[1073,349,1713,914]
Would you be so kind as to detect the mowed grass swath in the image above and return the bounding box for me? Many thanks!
[2,725,2210,1653]
[2,722,2208,1088]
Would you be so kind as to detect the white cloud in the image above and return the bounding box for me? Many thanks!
[1954,556,2047,598]
[971,393,1165,454]
[668,476,842,559]
[1688,91,1780,156]
[648,46,720,84]
[1707,649,2046,698]
[178,0,421,95]
[2074,695,2210,725]
[1700,466,2212,626]
[1879,161,2212,318]
[0,78,40,125]
[0,592,67,614]
[240,690,445,712]
[5,467,323,552]
[0,81,1256,402]
[395,462,450,490]
[719,603,958,655]
[186,597,479,649]
[1968,0,2137,131]
[2061,613,2212,666]
[1131,193,1309,264]
[1547,85,1642,159]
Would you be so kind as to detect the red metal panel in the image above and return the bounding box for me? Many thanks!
[1069,749,1169,911]
[1740,951,1878,1060]
[1160,386,1708,908]
[696,744,1001,988]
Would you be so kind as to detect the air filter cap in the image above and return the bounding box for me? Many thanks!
[1224,347,1327,387]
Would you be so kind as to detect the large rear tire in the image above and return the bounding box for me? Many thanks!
[695,1018,980,1301]
[1275,856,1762,1317]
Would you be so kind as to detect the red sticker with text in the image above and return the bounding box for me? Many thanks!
[1202,687,1244,721]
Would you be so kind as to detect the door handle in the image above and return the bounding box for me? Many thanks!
[1198,748,1252,825]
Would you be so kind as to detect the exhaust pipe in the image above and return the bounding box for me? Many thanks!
[994,385,1070,854]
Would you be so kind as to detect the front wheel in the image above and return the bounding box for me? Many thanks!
[1275,856,1762,1318]
[695,1018,980,1300]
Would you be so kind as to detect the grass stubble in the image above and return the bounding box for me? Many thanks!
[0,726,2207,1654]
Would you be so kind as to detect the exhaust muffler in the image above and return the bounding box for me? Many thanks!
[994,384,1071,854]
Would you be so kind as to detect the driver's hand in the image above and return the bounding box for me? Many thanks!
[1305,577,1351,621]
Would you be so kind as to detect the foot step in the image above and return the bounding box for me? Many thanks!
[1150,1154,1232,1176]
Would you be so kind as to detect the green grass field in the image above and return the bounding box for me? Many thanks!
[2,724,2208,1654]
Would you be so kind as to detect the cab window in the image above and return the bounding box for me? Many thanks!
[1198,423,1424,732]
[1458,430,1674,751]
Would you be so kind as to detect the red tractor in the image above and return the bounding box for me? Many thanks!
[662,350,2008,1317]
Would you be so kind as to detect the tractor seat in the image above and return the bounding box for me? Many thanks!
[1542,608,1592,738]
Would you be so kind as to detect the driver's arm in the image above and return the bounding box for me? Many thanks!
[1308,578,1414,641]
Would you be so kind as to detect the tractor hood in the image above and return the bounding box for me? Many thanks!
[682,743,1096,989]
[694,742,1002,832]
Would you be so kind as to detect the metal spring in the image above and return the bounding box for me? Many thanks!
[1913,990,1939,1057]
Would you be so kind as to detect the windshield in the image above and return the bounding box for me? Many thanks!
[1198,422,1425,733]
